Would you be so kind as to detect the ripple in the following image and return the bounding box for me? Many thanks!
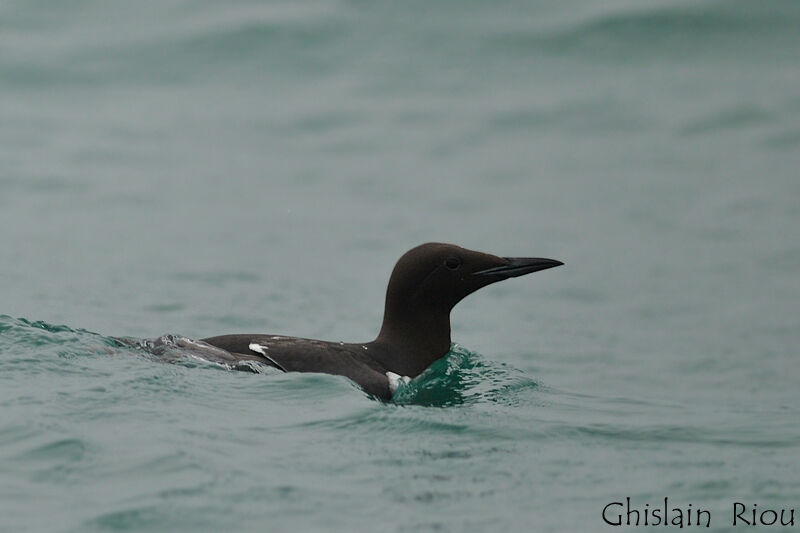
[170,270,261,285]
[488,1,800,62]
[87,506,176,532]
[18,437,88,462]
[392,344,539,407]
[680,104,774,137]
[763,128,800,150]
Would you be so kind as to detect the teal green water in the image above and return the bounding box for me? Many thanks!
[2,0,799,531]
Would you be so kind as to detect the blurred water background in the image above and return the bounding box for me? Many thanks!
[1,0,799,531]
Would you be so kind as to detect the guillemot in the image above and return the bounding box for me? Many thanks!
[202,243,562,400]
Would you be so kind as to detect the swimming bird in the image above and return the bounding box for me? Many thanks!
[201,243,562,400]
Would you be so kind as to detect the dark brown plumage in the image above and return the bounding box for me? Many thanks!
[202,243,562,400]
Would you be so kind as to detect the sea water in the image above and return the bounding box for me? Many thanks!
[1,1,799,531]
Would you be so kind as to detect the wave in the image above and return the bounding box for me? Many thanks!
[489,0,800,62]
[392,343,539,407]
[0,3,346,88]
[0,315,111,350]
[4,0,798,91]
[0,315,270,373]
[1,316,538,406]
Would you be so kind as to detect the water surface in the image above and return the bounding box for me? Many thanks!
[1,0,799,531]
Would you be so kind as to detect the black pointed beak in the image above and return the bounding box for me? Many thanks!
[473,257,563,279]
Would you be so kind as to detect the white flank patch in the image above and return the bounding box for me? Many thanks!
[249,343,267,355]
[386,372,411,394]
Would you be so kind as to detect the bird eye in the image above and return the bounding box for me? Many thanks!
[444,256,461,270]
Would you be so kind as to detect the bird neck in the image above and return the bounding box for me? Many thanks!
[372,304,452,377]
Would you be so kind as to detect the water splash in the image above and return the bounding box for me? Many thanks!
[1,317,536,404]
[391,343,538,407]
[3,316,120,354]
[0,316,271,374]
[110,334,283,374]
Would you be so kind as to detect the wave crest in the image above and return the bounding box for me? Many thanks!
[392,343,538,407]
